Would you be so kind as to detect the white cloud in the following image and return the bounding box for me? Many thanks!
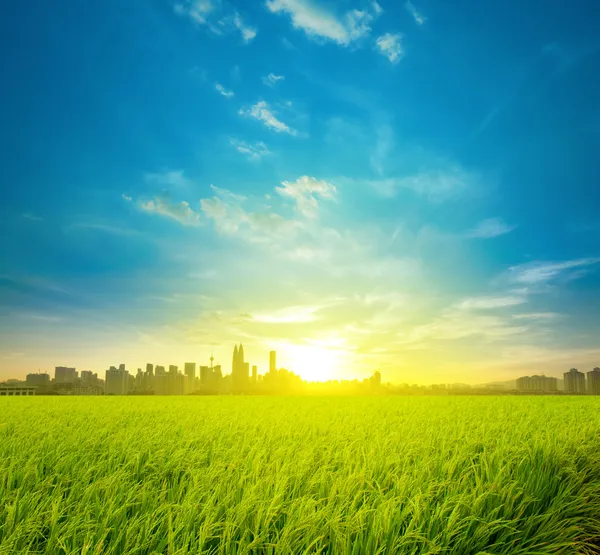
[276,176,336,218]
[230,138,271,160]
[215,83,234,98]
[139,194,201,226]
[375,33,404,63]
[174,0,214,24]
[122,194,133,202]
[265,0,379,46]
[512,312,562,320]
[405,1,426,25]
[239,101,297,135]
[262,73,285,87]
[232,12,257,42]
[200,186,301,241]
[175,1,257,42]
[466,218,516,239]
[507,258,600,285]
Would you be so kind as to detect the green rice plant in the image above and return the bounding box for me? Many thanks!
[1,396,599,554]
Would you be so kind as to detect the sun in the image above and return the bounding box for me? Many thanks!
[279,344,341,382]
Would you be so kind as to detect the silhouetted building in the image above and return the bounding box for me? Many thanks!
[184,362,196,393]
[270,351,277,374]
[55,366,77,384]
[105,366,129,395]
[80,370,99,387]
[564,368,586,394]
[200,366,209,385]
[252,365,257,383]
[155,368,185,395]
[516,375,558,393]
[232,344,248,392]
[155,365,166,376]
[370,371,382,388]
[26,373,50,388]
[146,363,153,374]
[587,367,600,395]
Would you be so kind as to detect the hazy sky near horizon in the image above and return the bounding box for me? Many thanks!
[1,0,600,383]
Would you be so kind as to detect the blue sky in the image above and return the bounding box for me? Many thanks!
[1,0,599,383]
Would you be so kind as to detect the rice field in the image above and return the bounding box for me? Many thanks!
[1,396,599,554]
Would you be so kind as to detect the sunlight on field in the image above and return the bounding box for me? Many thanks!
[1,396,600,554]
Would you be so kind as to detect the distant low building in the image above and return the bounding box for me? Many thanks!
[516,375,557,393]
[26,373,50,388]
[55,366,77,384]
[0,385,35,396]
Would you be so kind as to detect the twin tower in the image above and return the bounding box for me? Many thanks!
[232,344,250,391]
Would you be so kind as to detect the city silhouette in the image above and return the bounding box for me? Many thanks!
[1,344,599,396]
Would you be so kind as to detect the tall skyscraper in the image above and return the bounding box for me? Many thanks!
[252,365,257,383]
[184,362,196,391]
[564,368,586,393]
[199,366,209,385]
[269,351,276,374]
[169,365,178,374]
[146,363,154,375]
[232,344,248,392]
[587,367,600,395]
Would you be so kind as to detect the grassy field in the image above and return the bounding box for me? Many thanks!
[1,396,599,554]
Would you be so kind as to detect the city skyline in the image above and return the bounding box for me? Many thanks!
[1,0,600,383]
[3,343,600,390]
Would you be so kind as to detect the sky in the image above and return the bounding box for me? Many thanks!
[1,0,600,384]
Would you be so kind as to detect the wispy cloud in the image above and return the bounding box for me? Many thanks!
[17,312,64,323]
[276,176,336,218]
[200,186,300,240]
[229,138,271,160]
[174,1,257,42]
[230,65,241,82]
[455,295,526,310]
[375,33,404,63]
[512,312,562,320]
[239,101,297,135]
[370,123,394,175]
[232,12,257,42]
[139,194,201,226]
[215,82,234,98]
[145,169,193,189]
[405,1,426,25]
[21,212,43,222]
[265,0,380,46]
[174,0,214,24]
[466,218,516,239]
[507,258,600,285]
[253,305,321,324]
[65,222,141,236]
[262,73,285,87]
[367,166,476,201]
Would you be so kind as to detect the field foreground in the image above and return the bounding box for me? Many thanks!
[1,396,600,554]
